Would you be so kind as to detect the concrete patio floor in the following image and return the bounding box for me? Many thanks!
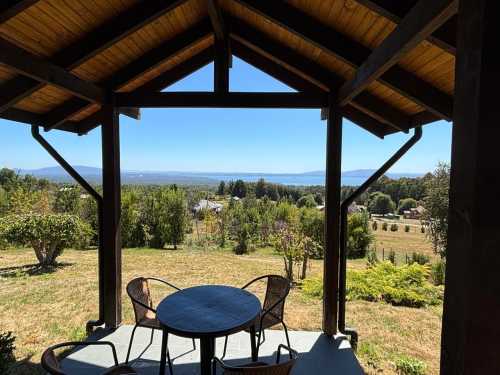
[60,325,364,374]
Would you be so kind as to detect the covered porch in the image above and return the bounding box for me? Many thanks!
[1,0,500,373]
[60,327,362,375]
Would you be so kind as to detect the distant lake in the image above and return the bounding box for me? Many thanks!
[190,174,367,186]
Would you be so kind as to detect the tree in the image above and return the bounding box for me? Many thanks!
[232,179,247,198]
[299,208,324,258]
[217,181,225,196]
[274,223,303,283]
[313,193,324,205]
[53,186,80,214]
[367,192,396,215]
[422,162,450,258]
[0,213,92,266]
[398,197,417,214]
[347,212,374,258]
[164,188,189,250]
[297,194,317,208]
[255,178,266,198]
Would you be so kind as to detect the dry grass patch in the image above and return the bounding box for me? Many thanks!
[0,247,441,374]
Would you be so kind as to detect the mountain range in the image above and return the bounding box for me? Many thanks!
[16,166,425,186]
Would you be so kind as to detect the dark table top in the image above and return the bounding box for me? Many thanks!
[156,285,261,338]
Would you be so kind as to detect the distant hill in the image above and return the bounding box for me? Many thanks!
[17,166,425,186]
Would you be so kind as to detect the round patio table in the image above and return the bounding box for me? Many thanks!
[156,285,262,375]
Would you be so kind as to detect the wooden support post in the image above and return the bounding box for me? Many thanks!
[441,1,500,373]
[100,102,122,328]
[214,39,229,92]
[323,94,342,336]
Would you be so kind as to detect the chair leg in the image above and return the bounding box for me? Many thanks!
[164,333,174,375]
[283,322,291,351]
[221,336,228,359]
[260,329,266,346]
[126,324,139,363]
[150,328,155,346]
[192,338,196,351]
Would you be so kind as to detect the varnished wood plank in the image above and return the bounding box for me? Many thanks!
[0,37,106,103]
[338,0,458,106]
[0,0,39,24]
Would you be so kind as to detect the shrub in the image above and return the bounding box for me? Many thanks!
[421,226,425,234]
[347,212,374,259]
[234,223,250,255]
[0,213,93,266]
[409,252,430,265]
[404,225,410,232]
[431,260,446,285]
[382,222,388,231]
[347,262,442,308]
[358,342,381,370]
[390,223,398,232]
[395,355,426,375]
[301,277,323,298]
[388,250,396,264]
[367,248,379,266]
[371,221,378,230]
[0,331,16,374]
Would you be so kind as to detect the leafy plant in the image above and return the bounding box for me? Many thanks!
[0,331,16,374]
[395,355,426,375]
[404,225,410,232]
[347,212,374,259]
[371,221,378,230]
[301,277,323,298]
[431,260,446,285]
[409,252,430,265]
[382,222,388,231]
[0,213,92,266]
[388,250,396,264]
[390,223,398,232]
[367,248,379,266]
[358,342,381,370]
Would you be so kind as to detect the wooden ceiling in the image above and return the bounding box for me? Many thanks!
[0,0,457,137]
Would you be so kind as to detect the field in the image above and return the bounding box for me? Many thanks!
[0,227,442,374]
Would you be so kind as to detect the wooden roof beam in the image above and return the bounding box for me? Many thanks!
[75,49,214,135]
[0,0,189,114]
[230,20,411,132]
[43,19,212,131]
[208,0,230,92]
[0,0,39,24]
[231,40,392,138]
[234,0,453,120]
[0,37,105,104]
[338,0,458,106]
[355,0,457,55]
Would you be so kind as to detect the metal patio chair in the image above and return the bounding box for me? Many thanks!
[213,344,297,375]
[222,275,292,359]
[41,341,137,375]
[126,277,196,372]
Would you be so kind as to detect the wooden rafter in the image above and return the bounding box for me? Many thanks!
[44,19,212,131]
[0,0,189,114]
[230,20,410,132]
[338,0,458,106]
[355,0,457,55]
[0,37,105,104]
[0,0,39,24]
[232,40,392,138]
[233,0,453,120]
[76,49,214,135]
[115,92,328,108]
[208,0,230,92]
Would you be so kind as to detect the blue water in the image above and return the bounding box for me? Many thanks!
[191,174,367,186]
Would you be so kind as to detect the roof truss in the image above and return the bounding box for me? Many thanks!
[233,0,453,120]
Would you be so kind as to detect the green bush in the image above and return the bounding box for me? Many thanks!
[347,212,374,259]
[301,277,323,298]
[347,262,442,308]
[367,249,379,266]
[404,225,410,232]
[0,213,93,266]
[395,355,426,375]
[382,222,388,231]
[0,331,16,374]
[371,221,378,231]
[409,252,430,265]
[390,223,398,232]
[431,260,446,285]
[420,226,425,234]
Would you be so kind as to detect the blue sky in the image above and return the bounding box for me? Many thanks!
[0,57,452,174]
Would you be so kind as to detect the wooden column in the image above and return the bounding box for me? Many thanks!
[214,39,229,92]
[101,102,122,328]
[323,94,342,335]
[441,1,500,373]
